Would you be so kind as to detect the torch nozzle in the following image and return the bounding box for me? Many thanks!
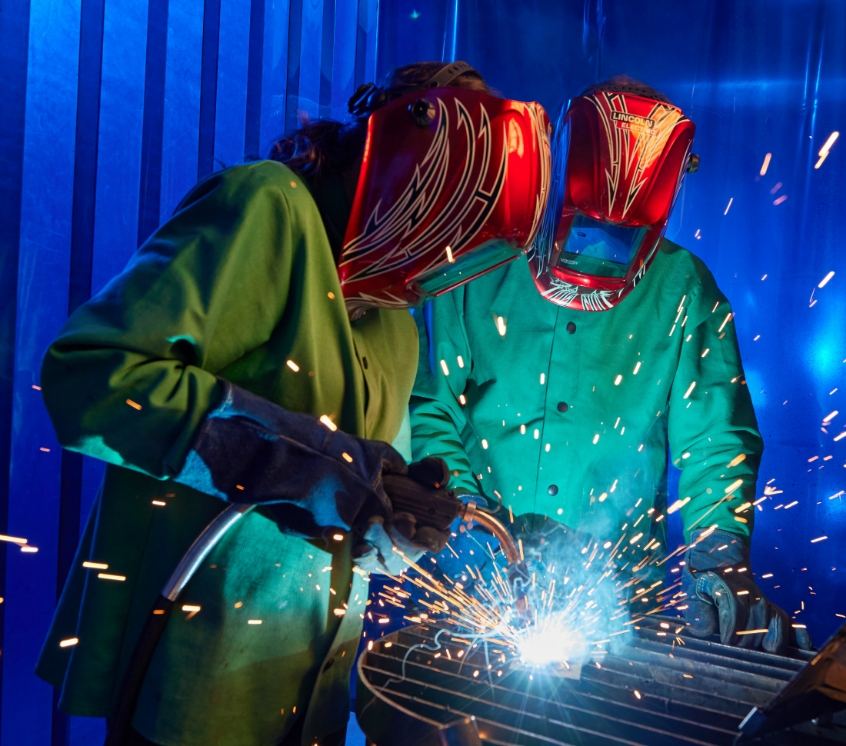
[459,501,532,622]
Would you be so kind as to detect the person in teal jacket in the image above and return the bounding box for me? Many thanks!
[35,61,551,746]
[410,76,810,654]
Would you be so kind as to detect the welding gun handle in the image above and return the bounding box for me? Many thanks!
[382,473,463,532]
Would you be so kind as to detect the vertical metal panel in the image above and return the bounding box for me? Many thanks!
[297,0,324,120]
[160,0,203,220]
[136,0,169,246]
[0,0,31,738]
[331,0,358,121]
[2,0,81,742]
[197,0,222,179]
[284,0,304,132]
[318,0,337,117]
[355,0,379,88]
[214,0,250,168]
[245,0,266,158]
[259,0,289,156]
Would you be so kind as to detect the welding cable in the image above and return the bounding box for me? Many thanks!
[105,504,253,746]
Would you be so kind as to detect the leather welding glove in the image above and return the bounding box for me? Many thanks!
[352,458,453,576]
[681,528,812,653]
[174,381,407,535]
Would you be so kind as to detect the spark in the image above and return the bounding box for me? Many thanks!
[457,356,465,368]
[0,534,27,545]
[21,546,39,553]
[811,536,828,543]
[727,454,746,468]
[328,291,335,299]
[496,316,507,336]
[440,359,450,376]
[724,198,733,215]
[98,573,126,581]
[445,245,455,263]
[286,360,300,372]
[152,500,166,506]
[59,638,79,648]
[126,399,142,410]
[725,479,744,494]
[736,629,769,635]
[818,271,835,288]
[614,375,622,386]
[341,453,353,463]
[683,381,696,399]
[82,561,108,569]
[717,313,733,332]
[539,373,545,384]
[823,411,839,423]
[481,439,489,449]
[633,362,642,374]
[815,131,839,168]
[332,534,344,541]
[319,415,337,431]
[247,619,263,625]
[759,153,772,175]
[773,195,787,206]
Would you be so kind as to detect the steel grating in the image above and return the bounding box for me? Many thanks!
[356,616,846,746]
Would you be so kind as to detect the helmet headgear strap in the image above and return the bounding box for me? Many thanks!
[347,61,477,118]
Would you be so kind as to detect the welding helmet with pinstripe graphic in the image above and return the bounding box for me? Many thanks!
[529,76,698,311]
[338,62,551,313]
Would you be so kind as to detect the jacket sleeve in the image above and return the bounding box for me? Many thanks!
[41,162,301,480]
[668,269,763,545]
[409,291,481,496]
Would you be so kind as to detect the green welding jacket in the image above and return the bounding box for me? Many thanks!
[35,161,418,746]
[410,244,762,569]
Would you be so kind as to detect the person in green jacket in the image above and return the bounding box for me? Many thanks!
[36,61,551,746]
[410,76,810,654]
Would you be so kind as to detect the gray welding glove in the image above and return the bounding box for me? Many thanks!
[174,381,407,535]
[681,529,812,653]
[351,515,426,576]
[352,458,454,576]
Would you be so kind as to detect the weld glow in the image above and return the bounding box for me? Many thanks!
[516,624,587,667]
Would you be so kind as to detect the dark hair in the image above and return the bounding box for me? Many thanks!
[580,74,673,105]
[269,61,490,177]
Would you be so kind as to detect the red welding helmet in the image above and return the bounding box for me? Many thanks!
[528,85,697,311]
[338,74,551,312]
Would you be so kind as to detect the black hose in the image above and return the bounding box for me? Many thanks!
[105,596,174,746]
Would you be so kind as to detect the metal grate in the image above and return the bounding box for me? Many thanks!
[356,617,846,746]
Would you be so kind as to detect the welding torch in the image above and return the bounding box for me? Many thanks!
[381,472,531,620]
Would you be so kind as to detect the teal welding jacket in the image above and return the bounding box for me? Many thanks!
[36,161,418,746]
[409,244,763,575]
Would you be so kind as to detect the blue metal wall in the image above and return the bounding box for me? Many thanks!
[0,1,378,743]
[1,1,845,744]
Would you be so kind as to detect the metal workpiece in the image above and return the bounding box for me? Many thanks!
[356,618,846,746]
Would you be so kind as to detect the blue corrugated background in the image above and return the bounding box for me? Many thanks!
[0,1,844,744]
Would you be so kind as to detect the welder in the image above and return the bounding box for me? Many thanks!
[410,75,810,654]
[35,61,550,746]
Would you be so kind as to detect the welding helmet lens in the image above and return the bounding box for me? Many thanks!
[556,214,647,279]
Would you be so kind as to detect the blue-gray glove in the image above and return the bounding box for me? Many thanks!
[681,529,812,653]
[174,381,408,535]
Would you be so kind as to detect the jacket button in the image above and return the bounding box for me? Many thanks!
[566,321,576,334]
[557,402,568,412]
[323,658,335,672]
[548,485,559,496]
